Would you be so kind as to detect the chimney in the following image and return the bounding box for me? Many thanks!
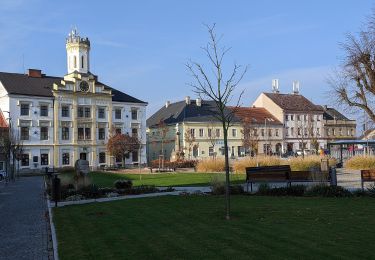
[196,98,202,107]
[185,96,191,105]
[27,69,42,78]
[165,101,170,108]
[272,79,279,93]
[292,81,300,94]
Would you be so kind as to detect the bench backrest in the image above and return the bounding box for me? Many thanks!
[361,170,375,181]
[246,165,291,181]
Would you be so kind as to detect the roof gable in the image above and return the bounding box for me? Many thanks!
[264,92,323,112]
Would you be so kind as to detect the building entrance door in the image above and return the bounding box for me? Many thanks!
[80,153,87,160]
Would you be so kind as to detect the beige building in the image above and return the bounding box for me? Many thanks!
[321,105,356,142]
[146,97,283,162]
[253,88,356,153]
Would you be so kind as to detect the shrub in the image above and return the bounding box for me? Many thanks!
[128,185,158,195]
[78,184,100,198]
[114,180,133,189]
[172,160,198,168]
[345,155,375,170]
[305,184,352,197]
[367,184,375,197]
[57,166,75,173]
[210,175,244,195]
[196,158,225,172]
[210,175,225,194]
[232,156,283,173]
[256,184,306,196]
[288,156,336,171]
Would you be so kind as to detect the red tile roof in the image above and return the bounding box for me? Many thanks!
[229,107,282,125]
[0,109,8,128]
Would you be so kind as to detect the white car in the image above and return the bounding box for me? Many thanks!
[0,170,6,181]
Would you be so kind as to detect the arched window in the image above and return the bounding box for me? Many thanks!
[74,56,77,68]
[68,56,71,69]
[81,55,84,69]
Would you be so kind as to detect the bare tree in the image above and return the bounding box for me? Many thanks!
[330,10,375,122]
[0,127,23,181]
[241,118,259,156]
[296,114,319,157]
[184,127,196,159]
[186,24,247,220]
[206,123,218,159]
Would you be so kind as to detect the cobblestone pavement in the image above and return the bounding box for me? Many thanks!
[0,177,50,260]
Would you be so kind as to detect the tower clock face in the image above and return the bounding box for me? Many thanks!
[79,81,89,92]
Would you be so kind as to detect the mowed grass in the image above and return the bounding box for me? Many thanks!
[61,172,246,187]
[53,196,375,259]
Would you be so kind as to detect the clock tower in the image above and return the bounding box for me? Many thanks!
[66,28,90,74]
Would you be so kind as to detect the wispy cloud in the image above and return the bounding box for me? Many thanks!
[94,39,127,48]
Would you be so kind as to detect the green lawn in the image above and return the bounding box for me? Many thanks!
[53,196,375,259]
[60,172,246,187]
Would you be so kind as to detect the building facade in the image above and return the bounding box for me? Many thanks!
[0,109,8,171]
[253,88,356,153]
[146,97,283,162]
[0,29,147,171]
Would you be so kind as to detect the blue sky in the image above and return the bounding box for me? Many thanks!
[0,0,373,117]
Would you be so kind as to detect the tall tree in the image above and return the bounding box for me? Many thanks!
[330,10,375,122]
[107,133,140,166]
[186,24,247,220]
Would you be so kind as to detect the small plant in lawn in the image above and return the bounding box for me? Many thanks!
[345,155,375,170]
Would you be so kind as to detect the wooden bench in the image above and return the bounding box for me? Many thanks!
[246,165,291,192]
[361,170,375,190]
[246,166,331,192]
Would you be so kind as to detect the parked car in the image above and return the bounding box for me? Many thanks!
[296,150,314,156]
[0,170,6,181]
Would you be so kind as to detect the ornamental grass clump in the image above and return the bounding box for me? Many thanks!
[288,155,336,171]
[232,156,283,173]
[196,158,225,172]
[345,155,375,170]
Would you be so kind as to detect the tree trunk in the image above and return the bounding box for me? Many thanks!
[223,125,230,220]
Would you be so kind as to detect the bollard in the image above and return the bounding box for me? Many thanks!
[329,167,337,187]
[53,175,61,207]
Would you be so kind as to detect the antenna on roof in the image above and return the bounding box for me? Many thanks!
[292,81,300,94]
[272,79,279,93]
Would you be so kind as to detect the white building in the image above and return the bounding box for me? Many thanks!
[0,29,147,171]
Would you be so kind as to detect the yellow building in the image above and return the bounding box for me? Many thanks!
[146,97,283,163]
[0,29,147,171]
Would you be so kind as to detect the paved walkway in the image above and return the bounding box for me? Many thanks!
[0,177,50,260]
